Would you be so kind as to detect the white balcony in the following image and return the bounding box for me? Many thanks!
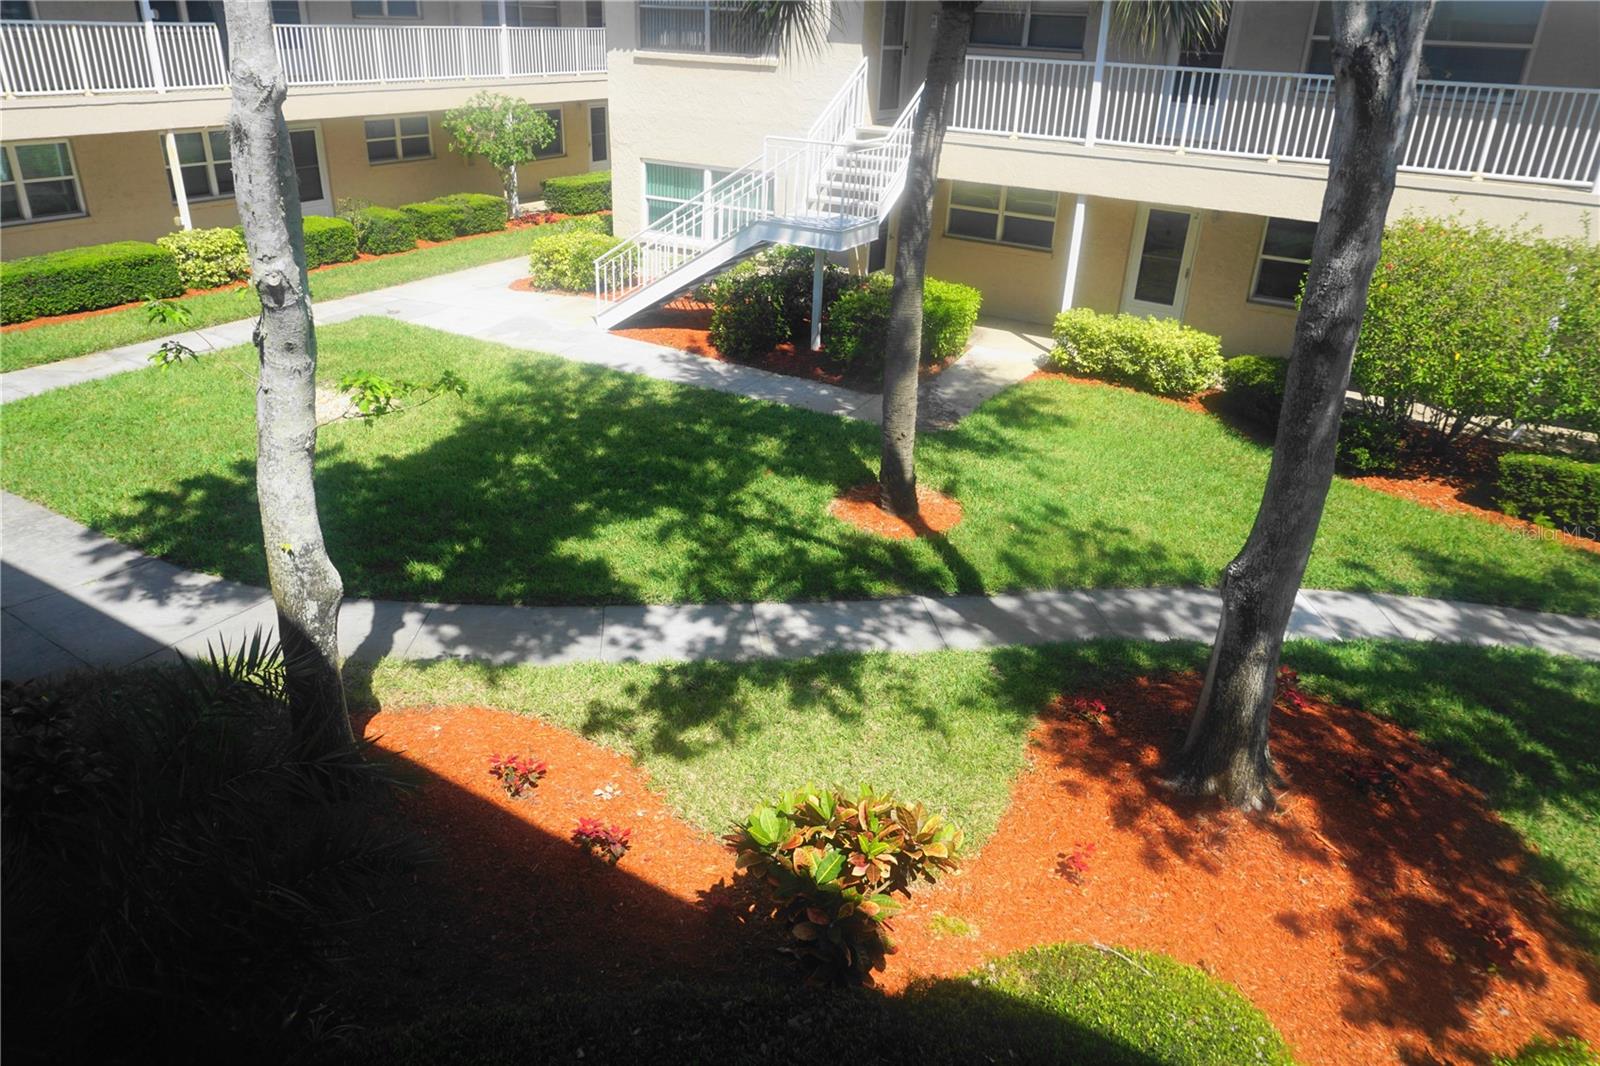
[0,19,605,98]
[952,54,1600,192]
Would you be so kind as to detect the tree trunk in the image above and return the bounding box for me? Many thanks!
[225,0,353,756]
[505,165,520,219]
[878,2,976,516]
[1170,0,1432,810]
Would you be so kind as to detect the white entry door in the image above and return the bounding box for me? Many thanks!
[287,125,331,216]
[1122,205,1201,319]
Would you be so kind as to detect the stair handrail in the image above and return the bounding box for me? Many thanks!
[805,55,870,144]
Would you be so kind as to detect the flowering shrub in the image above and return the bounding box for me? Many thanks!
[572,818,632,863]
[1274,667,1314,713]
[726,784,962,983]
[488,753,547,798]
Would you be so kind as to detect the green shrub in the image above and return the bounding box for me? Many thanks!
[827,271,983,376]
[432,192,509,235]
[1497,453,1599,530]
[727,784,962,983]
[542,170,612,215]
[400,201,463,242]
[1,642,415,1063]
[1354,214,1600,441]
[1220,354,1288,429]
[1493,1038,1600,1066]
[530,211,613,238]
[346,205,418,255]
[526,229,622,291]
[1048,308,1223,398]
[155,227,250,290]
[301,215,359,268]
[699,246,849,359]
[0,240,182,325]
[1336,407,1406,475]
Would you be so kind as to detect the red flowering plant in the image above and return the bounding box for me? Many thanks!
[726,784,962,984]
[488,753,547,799]
[1056,842,1096,884]
[572,818,632,863]
[1275,667,1314,712]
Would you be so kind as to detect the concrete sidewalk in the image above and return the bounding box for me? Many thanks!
[0,258,1044,427]
[4,491,1595,683]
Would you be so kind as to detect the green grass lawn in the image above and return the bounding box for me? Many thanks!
[360,640,1600,953]
[0,226,538,373]
[3,316,1595,615]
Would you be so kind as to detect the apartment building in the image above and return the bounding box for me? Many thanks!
[596,0,1600,358]
[0,0,610,257]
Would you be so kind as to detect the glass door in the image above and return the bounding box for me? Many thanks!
[288,126,330,216]
[878,1,908,116]
[1121,205,1201,319]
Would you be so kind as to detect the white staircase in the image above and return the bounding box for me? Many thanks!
[593,59,923,329]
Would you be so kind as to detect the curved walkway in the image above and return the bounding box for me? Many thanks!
[3,491,1595,683]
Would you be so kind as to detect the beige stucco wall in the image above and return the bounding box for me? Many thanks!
[0,101,595,257]
[604,0,869,235]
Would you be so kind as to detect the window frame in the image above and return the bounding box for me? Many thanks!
[969,2,1089,55]
[351,0,422,19]
[1,138,86,226]
[482,1,559,27]
[532,107,565,160]
[636,1,776,58]
[1301,1,1545,85]
[944,181,1059,252]
[364,114,434,165]
[641,160,735,227]
[1248,217,1317,308]
[158,127,235,204]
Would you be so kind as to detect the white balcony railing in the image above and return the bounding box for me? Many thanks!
[953,54,1600,191]
[0,20,605,97]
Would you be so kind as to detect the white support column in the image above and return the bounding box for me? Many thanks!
[498,0,511,77]
[163,130,192,231]
[137,0,167,93]
[810,248,826,351]
[1084,0,1111,147]
[1060,194,1087,310]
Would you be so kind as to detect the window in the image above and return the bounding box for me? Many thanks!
[1306,1,1542,83]
[970,2,1087,52]
[585,0,605,27]
[589,105,608,164]
[2,141,84,224]
[946,181,1057,250]
[352,0,420,18]
[638,1,773,57]
[150,0,220,22]
[643,162,732,224]
[270,0,302,23]
[481,1,558,27]
[1250,218,1317,306]
[0,1,35,19]
[159,128,233,201]
[365,115,432,163]
[533,108,565,159]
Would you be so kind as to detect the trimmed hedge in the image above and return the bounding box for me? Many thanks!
[527,229,622,291]
[346,205,418,255]
[400,201,462,242]
[1219,354,1288,429]
[1049,309,1223,398]
[1497,453,1599,530]
[302,215,359,268]
[433,192,509,235]
[542,170,612,215]
[0,241,182,325]
[156,227,250,290]
[529,212,613,238]
[828,271,982,375]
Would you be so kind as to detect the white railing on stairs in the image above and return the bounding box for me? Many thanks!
[951,53,1600,190]
[0,19,604,96]
[594,58,881,308]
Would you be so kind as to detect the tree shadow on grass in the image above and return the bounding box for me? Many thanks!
[1021,657,1599,1063]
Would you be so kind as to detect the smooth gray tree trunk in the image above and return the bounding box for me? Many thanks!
[878,2,977,516]
[1171,0,1432,809]
[225,0,354,755]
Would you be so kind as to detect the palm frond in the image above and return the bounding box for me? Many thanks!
[738,0,835,59]
[1112,0,1231,52]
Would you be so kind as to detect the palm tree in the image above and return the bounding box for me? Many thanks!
[1169,0,1433,810]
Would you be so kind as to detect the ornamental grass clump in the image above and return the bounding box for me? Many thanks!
[727,784,963,983]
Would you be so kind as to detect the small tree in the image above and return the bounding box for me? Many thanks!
[441,92,557,217]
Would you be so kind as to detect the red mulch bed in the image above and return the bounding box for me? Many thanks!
[829,481,963,540]
[1,211,596,334]
[346,691,1599,1065]
[1024,372,1600,556]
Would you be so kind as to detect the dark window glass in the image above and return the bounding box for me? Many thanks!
[589,106,608,163]
[352,0,384,16]
[366,138,398,162]
[586,0,604,27]
[533,109,564,158]
[398,115,430,137]
[400,136,431,157]
[388,0,420,16]
[0,0,35,19]
[1261,218,1316,260]
[1253,258,1309,304]
[1028,4,1085,49]
[23,178,80,217]
[364,118,392,140]
[289,129,322,203]
[179,164,212,197]
[1,184,22,222]
[971,7,1024,46]
[947,207,998,240]
[1002,215,1054,249]
[1421,43,1528,82]
[270,0,302,23]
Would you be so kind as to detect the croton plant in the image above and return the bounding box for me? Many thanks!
[727,784,963,983]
